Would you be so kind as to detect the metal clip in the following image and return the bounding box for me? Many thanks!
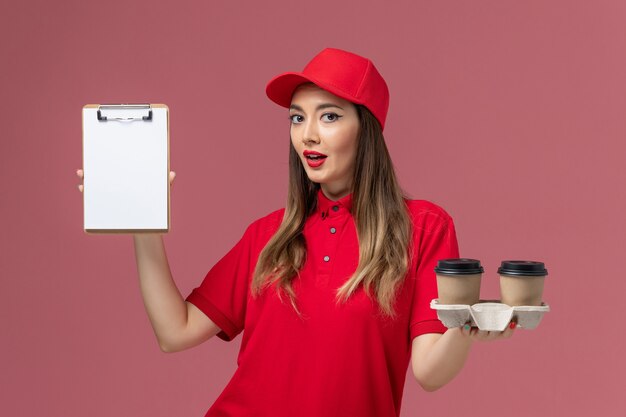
[97,104,152,122]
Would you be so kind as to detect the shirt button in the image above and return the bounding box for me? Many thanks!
[323,255,330,262]
[330,227,336,234]
[332,205,339,212]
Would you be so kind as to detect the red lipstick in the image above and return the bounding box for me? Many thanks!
[303,150,327,168]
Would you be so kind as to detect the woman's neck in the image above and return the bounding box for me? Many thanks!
[320,184,351,201]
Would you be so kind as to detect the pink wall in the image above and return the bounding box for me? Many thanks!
[2,0,625,416]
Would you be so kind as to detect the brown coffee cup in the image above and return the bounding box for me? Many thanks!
[498,260,548,306]
[434,258,483,305]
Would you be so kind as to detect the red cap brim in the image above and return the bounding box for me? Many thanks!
[265,72,317,108]
[266,71,367,109]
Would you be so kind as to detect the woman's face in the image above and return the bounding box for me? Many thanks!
[289,83,360,200]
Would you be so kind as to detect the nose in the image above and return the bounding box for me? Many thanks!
[301,118,320,145]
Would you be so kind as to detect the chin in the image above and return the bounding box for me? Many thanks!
[305,170,330,180]
[306,176,325,184]
[303,170,323,181]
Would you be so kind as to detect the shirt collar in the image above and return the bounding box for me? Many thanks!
[316,188,353,215]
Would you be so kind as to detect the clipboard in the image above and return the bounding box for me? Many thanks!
[82,103,170,234]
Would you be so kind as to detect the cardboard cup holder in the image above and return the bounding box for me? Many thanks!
[430,299,550,331]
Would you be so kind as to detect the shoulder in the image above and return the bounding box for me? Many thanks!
[403,198,455,234]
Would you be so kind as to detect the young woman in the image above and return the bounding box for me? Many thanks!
[77,47,515,417]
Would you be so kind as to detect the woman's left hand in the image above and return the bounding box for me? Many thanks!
[460,321,517,342]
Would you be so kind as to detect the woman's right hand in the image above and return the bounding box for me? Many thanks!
[75,169,177,192]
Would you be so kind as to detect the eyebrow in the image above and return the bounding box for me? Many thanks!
[289,103,344,112]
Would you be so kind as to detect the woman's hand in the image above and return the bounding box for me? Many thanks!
[460,321,517,342]
[75,169,177,192]
[411,321,517,391]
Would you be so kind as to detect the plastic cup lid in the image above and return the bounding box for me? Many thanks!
[434,258,484,275]
[497,260,548,277]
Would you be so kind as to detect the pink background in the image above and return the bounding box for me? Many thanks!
[2,0,625,416]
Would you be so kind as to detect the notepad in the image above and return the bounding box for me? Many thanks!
[82,104,170,233]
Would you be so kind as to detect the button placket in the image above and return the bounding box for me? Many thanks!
[316,211,349,288]
[325,208,339,262]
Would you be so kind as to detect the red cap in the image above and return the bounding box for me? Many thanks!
[265,48,390,130]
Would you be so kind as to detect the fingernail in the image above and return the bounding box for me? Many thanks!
[509,322,516,329]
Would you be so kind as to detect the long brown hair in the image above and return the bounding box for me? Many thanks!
[251,104,413,319]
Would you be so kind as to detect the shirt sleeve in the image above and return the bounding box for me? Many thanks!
[409,212,460,340]
[185,223,256,342]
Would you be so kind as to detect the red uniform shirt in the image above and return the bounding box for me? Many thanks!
[186,189,460,417]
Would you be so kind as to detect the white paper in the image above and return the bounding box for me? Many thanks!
[82,104,169,233]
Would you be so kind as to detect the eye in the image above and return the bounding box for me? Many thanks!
[289,114,304,124]
[321,112,342,122]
